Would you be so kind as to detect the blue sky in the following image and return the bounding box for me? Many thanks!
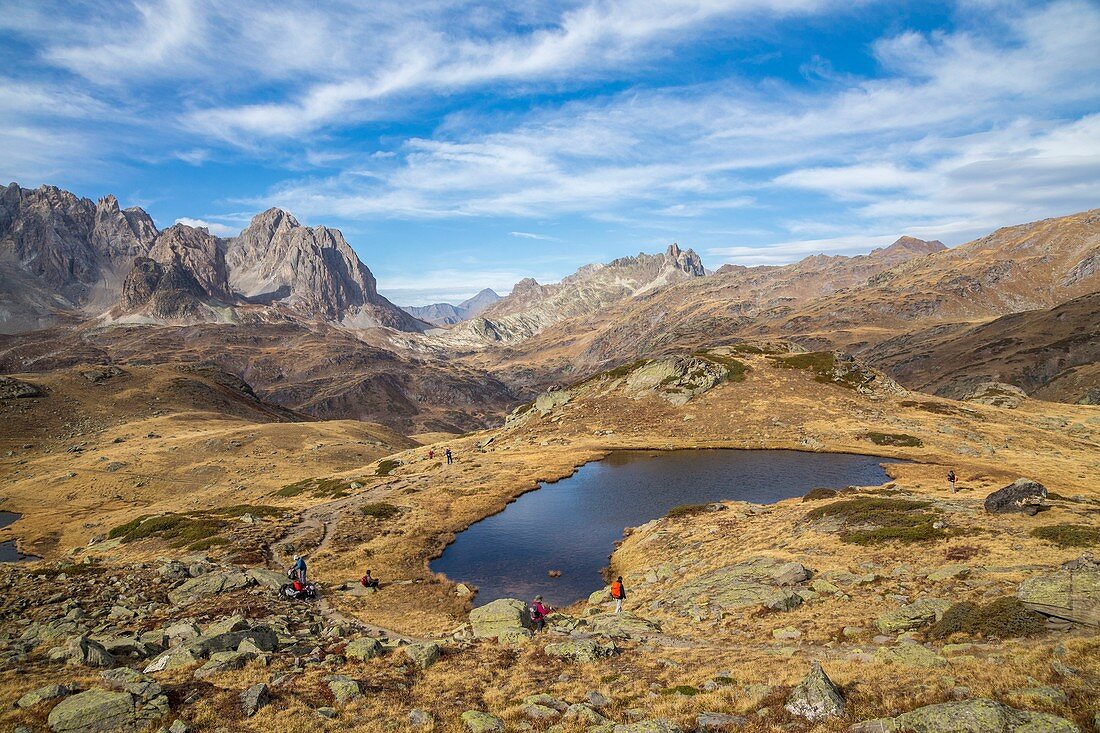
[1,1,1098,305]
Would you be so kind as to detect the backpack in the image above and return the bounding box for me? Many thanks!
[610,581,623,599]
[529,603,541,621]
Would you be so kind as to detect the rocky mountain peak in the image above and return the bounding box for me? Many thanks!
[881,236,947,256]
[666,243,705,276]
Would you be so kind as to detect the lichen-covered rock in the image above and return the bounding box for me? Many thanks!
[624,356,727,405]
[667,557,812,617]
[1017,555,1100,627]
[326,675,361,705]
[984,479,1047,515]
[963,382,1027,408]
[696,711,749,730]
[461,710,505,732]
[18,684,70,708]
[875,597,952,633]
[345,637,383,661]
[544,637,617,663]
[874,644,947,667]
[587,612,661,639]
[48,690,136,733]
[403,641,441,669]
[64,636,115,668]
[469,598,532,638]
[614,720,685,733]
[240,684,268,717]
[862,698,1081,732]
[167,570,249,606]
[784,662,845,722]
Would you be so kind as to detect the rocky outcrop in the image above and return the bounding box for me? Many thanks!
[0,375,43,398]
[663,557,812,619]
[225,208,424,330]
[963,382,1027,408]
[1017,554,1099,627]
[875,597,952,633]
[785,662,845,721]
[543,637,617,663]
[851,698,1080,732]
[984,479,1047,515]
[469,598,533,639]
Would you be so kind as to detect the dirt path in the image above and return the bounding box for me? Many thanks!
[270,479,426,643]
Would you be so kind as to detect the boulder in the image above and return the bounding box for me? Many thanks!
[144,645,202,673]
[984,479,1047,515]
[193,650,255,679]
[0,376,43,399]
[326,675,361,705]
[460,711,505,732]
[666,557,811,616]
[696,712,748,731]
[18,684,70,708]
[240,684,269,717]
[245,568,287,589]
[875,598,952,633]
[544,637,617,663]
[858,698,1080,732]
[167,570,249,606]
[403,642,441,669]
[204,615,249,636]
[99,668,163,702]
[784,662,845,722]
[47,690,136,733]
[874,644,947,667]
[469,598,531,638]
[587,612,661,639]
[345,637,383,661]
[64,636,115,668]
[1017,555,1099,627]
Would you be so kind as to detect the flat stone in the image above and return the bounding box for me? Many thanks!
[544,637,617,663]
[696,711,749,730]
[875,598,951,633]
[875,645,947,668]
[47,689,136,733]
[613,720,684,733]
[461,710,505,732]
[18,684,70,708]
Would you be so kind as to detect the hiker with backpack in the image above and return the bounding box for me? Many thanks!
[529,595,553,632]
[948,469,957,493]
[610,576,626,614]
[290,554,307,583]
[360,569,380,589]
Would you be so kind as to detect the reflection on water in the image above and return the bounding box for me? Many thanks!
[432,449,898,607]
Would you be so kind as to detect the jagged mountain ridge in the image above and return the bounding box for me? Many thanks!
[402,288,502,326]
[0,183,425,333]
[430,243,705,349]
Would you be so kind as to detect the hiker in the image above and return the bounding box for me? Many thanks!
[291,554,307,583]
[428,448,435,460]
[445,448,453,465]
[360,569,380,589]
[610,576,626,614]
[529,595,552,632]
[948,469,957,493]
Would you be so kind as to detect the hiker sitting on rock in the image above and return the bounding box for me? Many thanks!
[610,576,626,614]
[529,595,553,632]
[360,569,380,589]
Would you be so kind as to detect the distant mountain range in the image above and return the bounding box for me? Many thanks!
[0,183,426,334]
[401,288,501,326]
[1,180,1097,428]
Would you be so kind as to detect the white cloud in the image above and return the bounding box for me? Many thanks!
[510,231,558,240]
[174,217,238,236]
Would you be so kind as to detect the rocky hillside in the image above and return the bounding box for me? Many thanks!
[431,244,705,349]
[864,291,1100,404]
[402,288,501,326]
[0,183,424,333]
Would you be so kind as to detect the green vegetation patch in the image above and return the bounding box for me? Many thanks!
[200,504,283,518]
[108,513,225,547]
[574,359,652,388]
[802,488,839,502]
[1031,524,1100,548]
[667,503,709,519]
[360,502,401,520]
[276,477,352,498]
[928,597,1045,640]
[376,459,401,476]
[661,685,700,696]
[693,352,750,382]
[806,497,945,546]
[187,536,229,551]
[767,351,867,390]
[863,432,923,448]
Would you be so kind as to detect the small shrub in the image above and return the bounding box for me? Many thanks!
[376,459,401,476]
[277,477,352,498]
[202,504,283,518]
[768,351,867,389]
[1031,524,1100,548]
[863,432,923,447]
[693,351,750,382]
[108,514,225,546]
[729,343,765,354]
[667,504,708,519]
[928,597,1045,640]
[945,545,983,562]
[361,502,401,520]
[806,497,944,545]
[188,536,229,551]
[802,488,838,502]
[661,685,700,696]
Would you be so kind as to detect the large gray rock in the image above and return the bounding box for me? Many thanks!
[48,690,136,733]
[1017,555,1100,627]
[403,642,441,669]
[963,382,1027,409]
[875,597,952,633]
[167,570,249,606]
[696,711,748,730]
[614,720,684,733]
[544,637,617,663]
[240,684,268,717]
[587,612,661,639]
[345,637,383,661]
[64,637,115,668]
[666,557,812,617]
[469,598,532,638]
[460,710,505,732]
[785,662,845,722]
[193,650,256,679]
[18,684,70,708]
[856,698,1080,732]
[326,675,361,705]
[984,479,1047,515]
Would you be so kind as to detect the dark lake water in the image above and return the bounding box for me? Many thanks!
[431,449,898,607]
[0,511,36,562]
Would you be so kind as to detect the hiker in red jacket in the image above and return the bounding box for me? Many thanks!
[610,576,626,614]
